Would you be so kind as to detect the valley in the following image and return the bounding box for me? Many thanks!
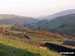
[0,9,75,56]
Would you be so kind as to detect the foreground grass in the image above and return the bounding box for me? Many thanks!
[0,36,61,56]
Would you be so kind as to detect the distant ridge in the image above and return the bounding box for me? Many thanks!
[39,9,75,20]
[0,14,38,25]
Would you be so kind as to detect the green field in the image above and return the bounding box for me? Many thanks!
[0,36,61,56]
[30,36,63,45]
[30,36,55,40]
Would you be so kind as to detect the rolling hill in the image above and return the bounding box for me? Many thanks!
[0,24,65,56]
[0,14,38,25]
[25,14,75,37]
[0,24,74,56]
[0,36,61,56]
[39,9,75,20]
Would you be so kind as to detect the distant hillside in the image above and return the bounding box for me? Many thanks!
[0,14,38,25]
[39,9,75,20]
[25,14,75,37]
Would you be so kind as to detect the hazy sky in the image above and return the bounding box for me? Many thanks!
[0,0,75,17]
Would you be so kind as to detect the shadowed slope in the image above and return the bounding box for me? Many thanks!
[0,43,41,56]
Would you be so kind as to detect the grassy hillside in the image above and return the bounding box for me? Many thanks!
[0,24,74,56]
[25,14,75,37]
[0,36,61,56]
